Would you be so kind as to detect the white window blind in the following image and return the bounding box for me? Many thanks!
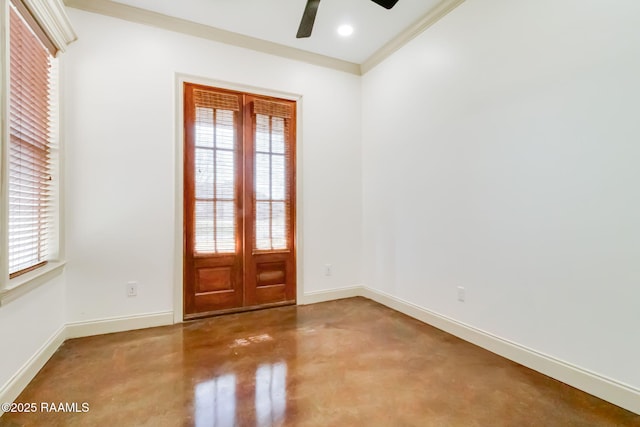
[8,3,57,277]
[193,89,239,254]
[253,99,293,251]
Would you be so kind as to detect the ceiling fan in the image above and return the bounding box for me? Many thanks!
[296,0,400,38]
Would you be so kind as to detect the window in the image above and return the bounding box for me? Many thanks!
[192,89,239,254]
[1,0,75,288]
[253,100,292,251]
[7,2,57,277]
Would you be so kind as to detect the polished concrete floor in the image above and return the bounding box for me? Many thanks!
[2,297,639,426]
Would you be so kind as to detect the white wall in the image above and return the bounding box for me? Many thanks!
[63,9,363,322]
[362,0,640,390]
[0,274,65,393]
[5,0,640,414]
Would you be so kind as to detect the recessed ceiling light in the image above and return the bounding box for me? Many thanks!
[337,24,354,37]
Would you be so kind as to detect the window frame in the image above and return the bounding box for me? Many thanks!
[0,0,75,303]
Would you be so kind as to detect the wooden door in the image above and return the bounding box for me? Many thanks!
[243,96,297,307]
[184,84,296,319]
[184,85,245,317]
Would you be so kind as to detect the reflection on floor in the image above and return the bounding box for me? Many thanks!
[2,297,639,426]
[195,373,237,426]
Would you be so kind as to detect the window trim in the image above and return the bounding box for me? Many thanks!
[18,0,76,53]
[0,260,66,306]
[0,0,74,299]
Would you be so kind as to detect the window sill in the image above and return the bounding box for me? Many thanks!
[0,261,67,307]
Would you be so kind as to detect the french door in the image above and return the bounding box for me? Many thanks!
[183,83,296,319]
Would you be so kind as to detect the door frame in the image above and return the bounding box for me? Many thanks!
[173,73,304,323]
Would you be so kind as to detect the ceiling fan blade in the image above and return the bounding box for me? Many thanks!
[370,0,399,9]
[297,0,321,38]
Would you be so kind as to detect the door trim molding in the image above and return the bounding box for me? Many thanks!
[174,73,303,323]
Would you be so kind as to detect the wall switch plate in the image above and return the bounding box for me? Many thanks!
[457,286,465,302]
[324,264,332,276]
[127,281,138,297]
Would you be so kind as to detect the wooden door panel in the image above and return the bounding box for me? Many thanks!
[189,255,243,313]
[252,255,295,305]
[256,261,286,286]
[196,266,233,293]
[184,84,244,318]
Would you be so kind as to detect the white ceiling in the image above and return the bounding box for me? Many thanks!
[110,0,444,64]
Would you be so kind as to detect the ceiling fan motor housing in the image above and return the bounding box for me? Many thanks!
[297,0,400,39]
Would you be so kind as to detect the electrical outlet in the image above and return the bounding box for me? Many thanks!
[457,286,465,302]
[324,264,332,276]
[127,281,138,297]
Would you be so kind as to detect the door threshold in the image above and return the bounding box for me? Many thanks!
[184,300,296,321]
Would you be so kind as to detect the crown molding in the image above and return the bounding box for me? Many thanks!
[361,0,466,74]
[24,0,77,53]
[63,0,361,75]
[63,0,466,76]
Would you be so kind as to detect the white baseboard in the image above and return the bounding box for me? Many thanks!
[0,325,66,417]
[361,287,640,415]
[299,285,364,305]
[3,290,638,417]
[1,310,175,416]
[65,311,174,339]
